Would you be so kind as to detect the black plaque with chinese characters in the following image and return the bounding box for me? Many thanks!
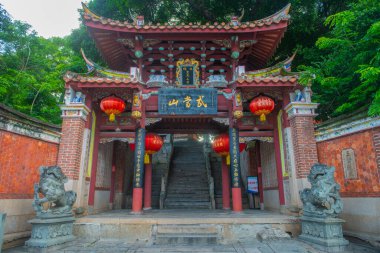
[229,128,241,188]
[133,128,145,188]
[158,88,217,115]
[181,66,194,86]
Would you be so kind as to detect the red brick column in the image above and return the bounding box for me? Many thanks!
[57,104,90,181]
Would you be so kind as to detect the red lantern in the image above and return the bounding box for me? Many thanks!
[239,143,247,152]
[100,96,126,122]
[212,134,229,156]
[249,96,275,122]
[129,143,135,152]
[144,133,163,164]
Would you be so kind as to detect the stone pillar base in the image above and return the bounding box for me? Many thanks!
[299,216,349,252]
[25,216,75,248]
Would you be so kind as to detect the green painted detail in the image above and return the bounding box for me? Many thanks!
[179,47,184,51]
[231,51,239,59]
[210,47,215,51]
[159,47,164,51]
[221,47,226,51]
[160,69,166,73]
[148,58,154,62]
[150,69,155,73]
[168,53,173,57]
[168,65,174,69]
[221,58,226,62]
[201,53,206,58]
[220,69,225,73]
[210,58,215,62]
[160,58,165,62]
[190,47,195,51]
[209,69,214,73]
[147,47,153,51]
[201,65,206,68]
[135,50,143,58]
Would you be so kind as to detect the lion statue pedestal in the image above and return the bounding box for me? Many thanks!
[299,164,349,252]
[25,166,76,249]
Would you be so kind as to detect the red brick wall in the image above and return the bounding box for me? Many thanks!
[290,116,318,178]
[57,117,85,180]
[317,128,380,197]
[0,130,59,199]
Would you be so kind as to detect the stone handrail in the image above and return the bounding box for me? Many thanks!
[204,144,216,209]
[159,139,174,209]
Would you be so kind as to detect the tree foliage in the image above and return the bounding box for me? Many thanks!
[0,4,82,124]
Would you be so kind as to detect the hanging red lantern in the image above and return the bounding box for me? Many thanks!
[239,143,247,152]
[212,134,230,156]
[100,96,126,122]
[129,143,135,152]
[212,134,246,165]
[249,96,275,122]
[144,133,163,164]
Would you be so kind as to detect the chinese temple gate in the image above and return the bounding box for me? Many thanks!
[58,3,319,215]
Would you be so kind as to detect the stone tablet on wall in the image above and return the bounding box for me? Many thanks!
[342,148,357,179]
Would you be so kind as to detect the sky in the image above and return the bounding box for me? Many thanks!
[1,0,84,38]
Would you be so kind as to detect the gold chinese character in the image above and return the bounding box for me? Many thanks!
[168,99,179,106]
[196,96,207,108]
[183,96,192,108]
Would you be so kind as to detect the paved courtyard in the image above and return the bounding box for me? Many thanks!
[4,237,378,253]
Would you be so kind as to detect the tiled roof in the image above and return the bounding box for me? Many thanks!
[82,3,290,32]
[236,75,298,85]
[64,72,139,85]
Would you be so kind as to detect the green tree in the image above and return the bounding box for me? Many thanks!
[302,0,380,119]
[0,4,82,124]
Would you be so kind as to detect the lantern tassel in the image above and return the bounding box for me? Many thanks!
[259,114,266,122]
[226,154,230,165]
[109,113,115,122]
[144,153,150,164]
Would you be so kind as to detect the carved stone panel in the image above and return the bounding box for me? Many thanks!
[342,148,357,179]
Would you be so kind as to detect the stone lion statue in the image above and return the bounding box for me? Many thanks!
[33,166,77,217]
[300,163,343,217]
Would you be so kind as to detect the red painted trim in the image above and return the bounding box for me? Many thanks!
[341,192,380,198]
[143,155,152,209]
[88,111,101,206]
[273,119,286,206]
[132,187,143,213]
[0,193,33,199]
[239,131,273,137]
[221,157,231,210]
[232,188,243,212]
[99,132,136,138]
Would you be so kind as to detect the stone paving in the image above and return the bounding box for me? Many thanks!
[4,238,378,253]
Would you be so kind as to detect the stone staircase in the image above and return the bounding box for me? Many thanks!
[164,140,212,209]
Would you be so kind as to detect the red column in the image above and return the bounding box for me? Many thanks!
[256,142,264,209]
[132,188,143,213]
[143,154,152,210]
[109,142,117,205]
[132,128,146,213]
[273,122,286,206]
[221,157,231,210]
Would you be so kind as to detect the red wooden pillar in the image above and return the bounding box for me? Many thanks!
[143,154,152,210]
[273,113,286,207]
[229,128,243,212]
[109,142,117,206]
[221,156,231,210]
[88,111,100,210]
[256,142,264,210]
[132,128,146,213]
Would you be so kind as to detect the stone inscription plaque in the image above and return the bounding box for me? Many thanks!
[342,148,357,179]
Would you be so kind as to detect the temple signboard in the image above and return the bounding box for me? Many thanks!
[176,59,200,87]
[158,88,217,115]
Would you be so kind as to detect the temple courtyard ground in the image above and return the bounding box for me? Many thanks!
[3,210,378,253]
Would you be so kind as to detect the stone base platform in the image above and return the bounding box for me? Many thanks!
[74,209,300,245]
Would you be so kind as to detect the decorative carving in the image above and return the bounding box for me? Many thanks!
[300,164,343,218]
[143,39,161,48]
[33,166,77,218]
[146,118,162,126]
[176,58,200,87]
[212,40,231,48]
